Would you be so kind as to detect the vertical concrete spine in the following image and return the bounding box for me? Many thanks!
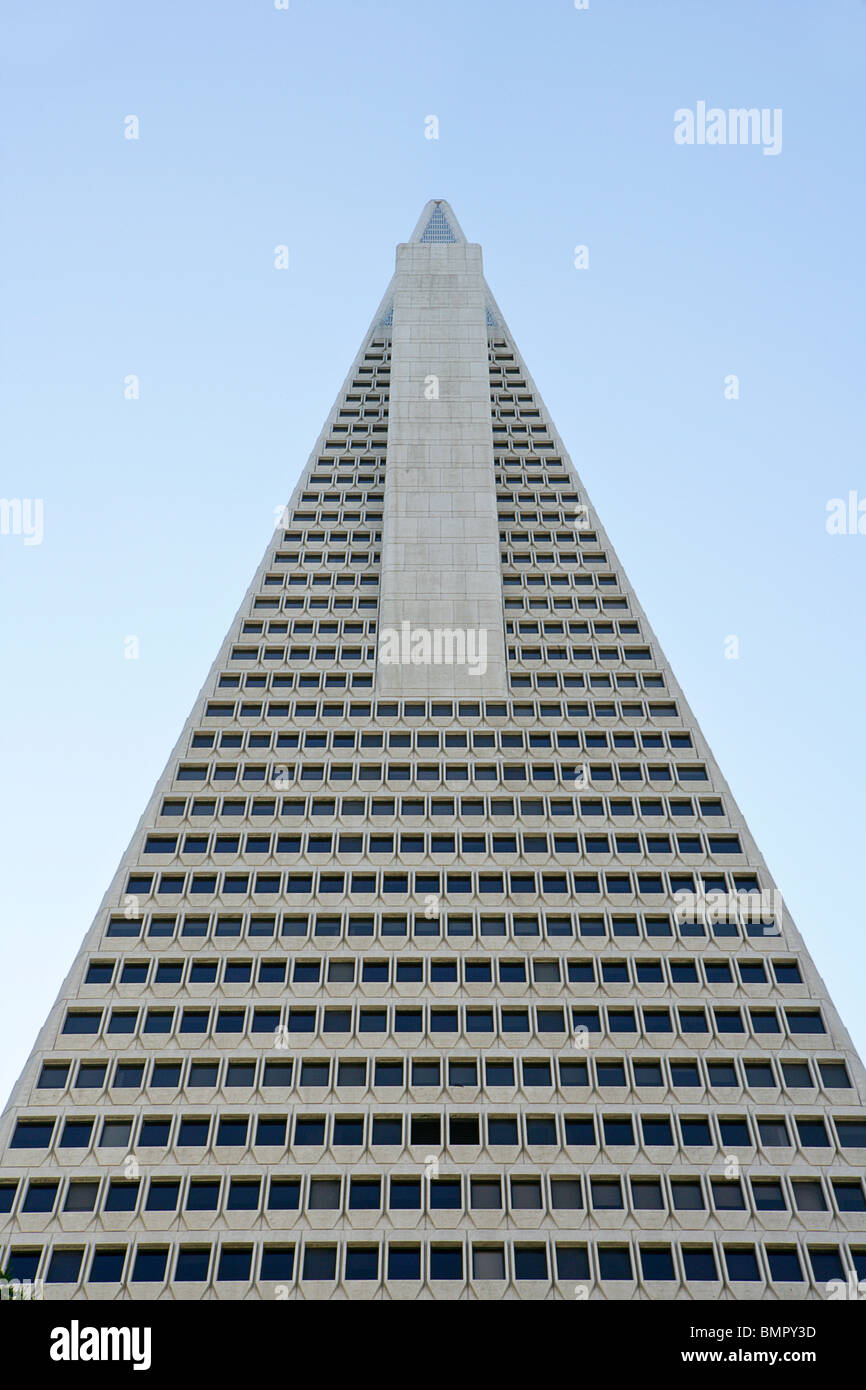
[378,239,507,697]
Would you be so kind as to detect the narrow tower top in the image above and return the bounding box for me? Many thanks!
[408,199,468,245]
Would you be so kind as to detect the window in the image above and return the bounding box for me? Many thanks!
[430,1246,463,1280]
[591,1179,623,1210]
[792,1180,828,1213]
[64,1181,99,1213]
[131,1248,168,1283]
[682,1247,717,1281]
[767,1248,803,1282]
[751,1180,786,1212]
[808,1247,844,1284]
[513,1245,548,1280]
[23,1183,58,1214]
[308,1179,341,1212]
[105,1181,139,1212]
[724,1247,761,1282]
[217,1247,252,1282]
[430,1180,461,1210]
[349,1179,381,1210]
[187,1181,220,1212]
[389,1179,421,1211]
[268,1179,300,1211]
[470,1180,502,1210]
[345,1246,379,1280]
[146,1180,180,1212]
[510,1179,543,1210]
[178,1117,210,1146]
[388,1246,421,1281]
[712,1181,746,1212]
[294,1117,325,1146]
[598,1246,632,1280]
[227,1179,260,1211]
[46,1249,84,1284]
[257,1247,293,1282]
[175,1247,211,1282]
[89,1249,127,1283]
[640,1247,675,1281]
[631,1180,664,1211]
[472,1246,506,1280]
[671,1180,704,1211]
[833,1181,866,1213]
[836,1120,866,1149]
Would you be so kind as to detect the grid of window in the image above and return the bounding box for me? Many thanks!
[2,226,864,1304]
[2,1236,864,1293]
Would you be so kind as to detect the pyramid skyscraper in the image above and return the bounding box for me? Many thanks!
[2,200,865,1301]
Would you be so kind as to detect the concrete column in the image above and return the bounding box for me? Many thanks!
[377,238,507,698]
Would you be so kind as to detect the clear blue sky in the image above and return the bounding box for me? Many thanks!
[1,0,864,1104]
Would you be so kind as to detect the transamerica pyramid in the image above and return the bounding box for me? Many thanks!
[2,200,865,1302]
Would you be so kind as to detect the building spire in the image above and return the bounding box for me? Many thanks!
[407,198,468,245]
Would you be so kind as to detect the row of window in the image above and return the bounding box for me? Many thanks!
[492,418,554,435]
[202,696,678,722]
[499,570,622,588]
[279,528,377,547]
[496,508,589,524]
[171,764,711,790]
[141,832,742,863]
[491,480,576,498]
[260,570,379,587]
[266,543,622,575]
[83,952,800,989]
[207,687,678,712]
[233,623,377,643]
[506,649,657,673]
[493,449,566,465]
[125,869,761,904]
[500,556,610,574]
[256,565,377,584]
[13,1111,866,1155]
[503,597,628,612]
[498,524,600,542]
[494,462,572,478]
[211,679,684,707]
[33,1054,852,1097]
[104,910,781,943]
[259,601,379,617]
[508,601,635,620]
[506,682,667,702]
[230,642,660,671]
[60,1001,827,1045]
[190,727,692,752]
[308,469,383,484]
[508,620,644,638]
[157,793,724,823]
[3,1239,863,1288]
[202,695,663,720]
[220,666,666,698]
[6,1170,864,1221]
[281,508,381,524]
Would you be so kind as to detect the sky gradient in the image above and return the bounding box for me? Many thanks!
[1,0,864,1103]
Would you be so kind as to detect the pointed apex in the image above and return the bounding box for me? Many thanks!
[409,199,467,245]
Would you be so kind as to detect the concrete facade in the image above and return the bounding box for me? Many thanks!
[0,201,864,1302]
